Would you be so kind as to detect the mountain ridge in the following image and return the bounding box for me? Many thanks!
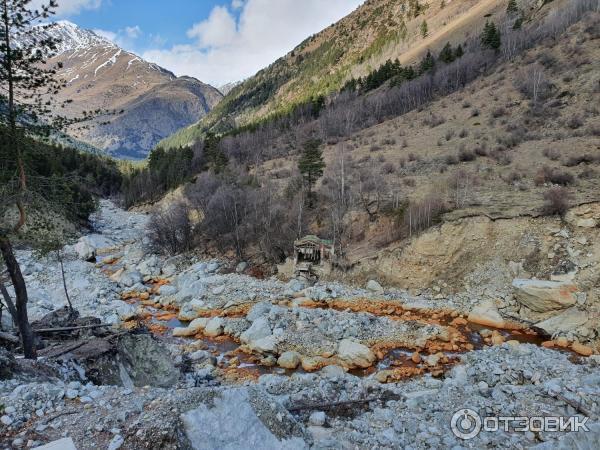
[38,21,223,159]
[160,0,508,149]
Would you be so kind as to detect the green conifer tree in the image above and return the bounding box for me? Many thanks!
[298,139,325,208]
[506,0,518,15]
[438,42,455,63]
[481,21,501,51]
[420,20,429,38]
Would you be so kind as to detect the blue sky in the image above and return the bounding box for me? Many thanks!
[44,0,365,86]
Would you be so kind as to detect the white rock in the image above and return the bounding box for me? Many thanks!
[467,299,505,328]
[512,279,577,312]
[173,318,209,337]
[337,339,375,369]
[240,317,271,344]
[212,285,226,295]
[249,335,277,353]
[107,434,124,450]
[277,351,302,369]
[309,411,326,426]
[535,308,588,336]
[366,280,384,294]
[32,437,78,450]
[73,239,96,261]
[1,415,13,426]
[204,317,224,337]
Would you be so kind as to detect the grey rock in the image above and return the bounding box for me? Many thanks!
[180,387,309,450]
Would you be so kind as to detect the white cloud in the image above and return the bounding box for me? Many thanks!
[142,0,364,86]
[30,0,102,16]
[125,25,142,39]
[94,25,143,49]
[186,6,236,48]
[93,28,116,41]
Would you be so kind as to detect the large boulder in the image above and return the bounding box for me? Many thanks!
[366,280,384,294]
[63,333,179,388]
[74,238,96,262]
[535,308,588,337]
[336,339,375,369]
[173,318,209,337]
[468,299,505,328]
[204,317,224,337]
[180,387,309,450]
[240,317,271,344]
[512,279,577,312]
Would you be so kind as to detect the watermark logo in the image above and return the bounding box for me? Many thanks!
[451,409,589,440]
[451,409,482,440]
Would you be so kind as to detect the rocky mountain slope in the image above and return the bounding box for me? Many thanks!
[161,0,512,147]
[40,21,223,159]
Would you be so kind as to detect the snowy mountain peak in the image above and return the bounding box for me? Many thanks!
[34,20,115,55]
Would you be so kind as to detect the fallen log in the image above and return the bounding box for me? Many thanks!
[33,323,113,334]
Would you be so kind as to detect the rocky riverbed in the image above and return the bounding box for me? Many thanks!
[1,201,599,449]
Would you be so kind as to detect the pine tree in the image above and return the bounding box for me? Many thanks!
[481,21,501,51]
[438,42,455,63]
[454,44,464,59]
[420,20,429,38]
[298,139,325,208]
[1,0,100,359]
[506,0,518,15]
[419,50,436,74]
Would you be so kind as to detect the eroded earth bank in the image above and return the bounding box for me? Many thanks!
[1,201,599,449]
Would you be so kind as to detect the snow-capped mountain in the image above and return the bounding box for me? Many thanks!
[37,21,223,159]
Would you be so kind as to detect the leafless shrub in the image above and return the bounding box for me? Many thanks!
[514,65,553,103]
[471,108,480,117]
[566,115,584,129]
[445,154,459,165]
[423,113,446,128]
[458,148,476,162]
[542,187,572,216]
[445,129,455,141]
[543,148,561,161]
[381,162,396,174]
[491,107,506,118]
[370,144,382,152]
[408,152,419,162]
[382,137,397,146]
[490,148,513,166]
[459,128,469,138]
[579,167,597,179]
[587,124,600,136]
[403,178,416,187]
[534,166,575,186]
[503,170,522,184]
[378,154,386,163]
[474,145,488,157]
[402,195,447,237]
[148,202,192,255]
[462,100,471,108]
[401,139,408,148]
[564,153,599,167]
[537,51,558,69]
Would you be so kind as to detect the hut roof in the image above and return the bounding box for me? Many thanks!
[294,235,333,247]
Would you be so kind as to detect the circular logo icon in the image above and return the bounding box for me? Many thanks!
[451,409,482,440]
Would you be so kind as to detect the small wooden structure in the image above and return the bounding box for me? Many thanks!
[293,235,334,280]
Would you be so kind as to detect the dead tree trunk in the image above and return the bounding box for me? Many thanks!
[0,280,17,326]
[0,236,36,359]
[57,250,74,312]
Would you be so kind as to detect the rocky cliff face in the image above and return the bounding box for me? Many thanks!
[38,21,223,159]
